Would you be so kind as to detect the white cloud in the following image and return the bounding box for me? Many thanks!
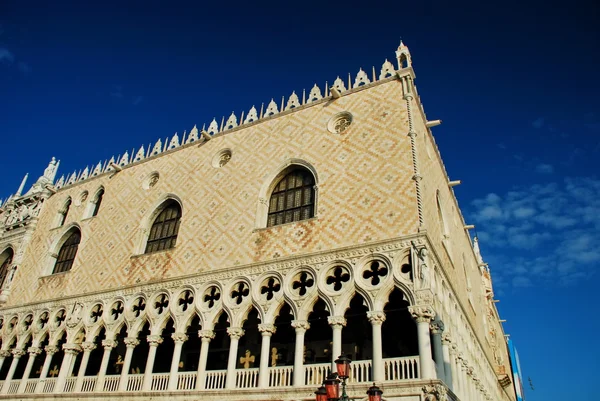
[0,48,14,64]
[535,163,554,174]
[469,177,600,288]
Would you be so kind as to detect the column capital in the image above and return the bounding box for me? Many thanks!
[44,345,59,355]
[27,346,42,356]
[441,332,452,345]
[124,337,140,348]
[327,315,346,327]
[81,341,97,352]
[63,343,82,355]
[430,320,445,334]
[102,339,118,349]
[11,348,26,358]
[172,332,188,343]
[147,335,163,346]
[367,310,386,325]
[0,350,12,358]
[258,323,276,336]
[408,305,435,323]
[227,327,245,340]
[291,320,310,332]
[198,330,216,340]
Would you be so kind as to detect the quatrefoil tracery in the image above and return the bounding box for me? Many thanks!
[292,272,314,296]
[90,304,103,323]
[154,294,169,315]
[111,301,124,321]
[132,298,146,317]
[363,261,388,286]
[260,278,281,301]
[204,286,221,309]
[231,282,249,305]
[38,312,49,329]
[326,266,350,292]
[55,309,66,327]
[178,290,194,312]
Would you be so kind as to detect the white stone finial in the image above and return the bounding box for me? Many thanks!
[43,157,59,182]
[395,40,412,69]
[380,59,395,79]
[16,174,28,196]
[285,91,300,110]
[134,146,145,162]
[307,84,323,103]
[119,151,129,166]
[225,112,238,130]
[66,172,77,185]
[264,99,279,117]
[79,167,89,181]
[55,175,65,188]
[353,68,371,88]
[245,106,258,123]
[92,162,103,176]
[168,133,180,150]
[186,125,199,143]
[207,118,219,136]
[332,76,346,92]
[151,139,162,156]
[473,236,484,265]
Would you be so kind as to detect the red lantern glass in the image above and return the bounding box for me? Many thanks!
[315,385,328,401]
[334,354,351,379]
[366,383,383,401]
[324,374,340,399]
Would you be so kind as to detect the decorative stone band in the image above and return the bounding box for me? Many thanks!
[124,337,140,348]
[430,320,445,334]
[11,349,26,358]
[291,320,310,332]
[81,341,97,352]
[44,345,59,355]
[258,323,276,336]
[62,343,82,355]
[147,335,163,347]
[366,311,386,325]
[227,327,245,340]
[102,339,118,349]
[27,346,42,356]
[198,330,216,340]
[171,332,188,343]
[408,305,435,323]
[0,350,12,358]
[327,316,346,328]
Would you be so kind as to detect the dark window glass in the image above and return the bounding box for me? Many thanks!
[267,169,315,227]
[0,249,14,287]
[145,201,182,253]
[92,190,104,217]
[53,230,81,274]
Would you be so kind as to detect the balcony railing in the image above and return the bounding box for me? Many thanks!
[0,356,420,395]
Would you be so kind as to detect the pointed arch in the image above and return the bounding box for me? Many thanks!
[139,195,183,254]
[84,186,105,218]
[0,247,14,289]
[56,197,72,227]
[51,226,81,274]
[256,159,319,228]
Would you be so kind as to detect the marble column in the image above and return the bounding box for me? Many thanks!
[167,332,188,390]
[54,343,81,393]
[35,345,58,393]
[327,316,346,370]
[448,341,459,394]
[258,323,276,388]
[95,339,117,392]
[430,320,445,380]
[225,327,244,389]
[17,346,42,393]
[142,335,163,391]
[195,330,215,390]
[1,348,26,394]
[408,305,435,380]
[291,320,310,387]
[74,341,96,392]
[367,311,386,382]
[118,337,139,391]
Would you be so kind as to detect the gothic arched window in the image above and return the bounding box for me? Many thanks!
[145,200,182,253]
[0,248,14,288]
[92,189,104,217]
[58,199,72,227]
[267,168,315,227]
[53,229,81,274]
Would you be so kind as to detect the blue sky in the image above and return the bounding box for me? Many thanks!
[1,1,598,399]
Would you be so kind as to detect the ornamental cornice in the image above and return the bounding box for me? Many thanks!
[1,236,420,316]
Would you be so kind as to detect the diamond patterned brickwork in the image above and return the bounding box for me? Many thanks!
[6,80,419,306]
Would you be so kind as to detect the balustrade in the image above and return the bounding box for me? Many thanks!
[63,377,76,393]
[384,356,420,380]
[269,365,293,387]
[23,378,38,393]
[205,370,226,389]
[151,373,169,391]
[176,372,196,390]
[6,380,19,394]
[126,374,144,391]
[103,375,120,392]
[236,367,259,388]
[81,376,97,392]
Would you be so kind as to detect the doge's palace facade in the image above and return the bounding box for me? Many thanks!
[0,43,517,401]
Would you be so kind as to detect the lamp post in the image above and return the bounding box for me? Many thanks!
[314,355,384,401]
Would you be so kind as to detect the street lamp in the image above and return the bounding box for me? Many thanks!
[315,355,384,401]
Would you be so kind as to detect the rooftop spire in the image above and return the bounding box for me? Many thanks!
[16,173,28,196]
[395,40,412,70]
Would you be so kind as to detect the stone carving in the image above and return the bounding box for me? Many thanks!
[422,384,448,401]
[408,305,435,323]
[430,320,445,334]
[168,133,180,150]
[124,337,140,348]
[198,330,215,341]
[327,316,346,327]
[291,320,310,332]
[244,106,258,123]
[66,302,83,328]
[285,91,301,110]
[147,335,163,347]
[207,118,219,135]
[367,310,386,325]
[171,332,188,343]
[227,327,245,340]
[380,59,395,79]
[353,68,371,88]
[331,76,346,92]
[307,84,323,102]
[225,112,238,130]
[258,323,276,336]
